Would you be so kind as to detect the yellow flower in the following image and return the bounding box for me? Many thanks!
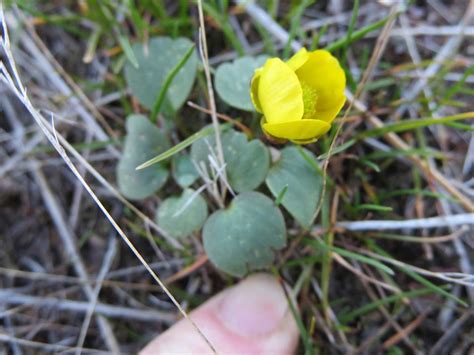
[250,48,346,144]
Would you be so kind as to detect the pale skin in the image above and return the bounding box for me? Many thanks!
[140,273,299,354]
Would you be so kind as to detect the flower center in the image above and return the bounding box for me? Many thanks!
[300,81,318,120]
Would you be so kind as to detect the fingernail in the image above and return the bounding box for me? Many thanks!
[217,273,289,338]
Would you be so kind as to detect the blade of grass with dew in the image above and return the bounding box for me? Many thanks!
[339,285,451,323]
[136,123,231,170]
[150,43,196,122]
[357,112,474,139]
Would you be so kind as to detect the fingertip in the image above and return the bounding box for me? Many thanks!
[140,273,299,354]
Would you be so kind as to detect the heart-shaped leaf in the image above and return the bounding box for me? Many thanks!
[214,55,268,111]
[203,191,286,277]
[190,129,270,192]
[172,154,199,188]
[124,37,198,116]
[156,189,208,239]
[117,115,170,200]
[266,146,323,228]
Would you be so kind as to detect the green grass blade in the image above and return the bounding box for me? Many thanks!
[313,240,395,276]
[150,44,195,122]
[368,242,468,307]
[136,124,230,170]
[444,121,474,131]
[283,0,314,58]
[274,185,288,206]
[379,188,455,202]
[325,17,388,52]
[364,147,446,160]
[339,285,450,323]
[442,64,474,102]
[400,267,468,307]
[317,139,356,160]
[200,2,244,55]
[118,35,139,68]
[353,204,393,212]
[345,0,359,49]
[357,112,474,139]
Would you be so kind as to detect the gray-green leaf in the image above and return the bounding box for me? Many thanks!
[172,154,200,188]
[117,115,170,200]
[214,55,268,111]
[203,191,286,277]
[156,189,208,239]
[124,36,198,116]
[266,146,323,228]
[191,129,270,192]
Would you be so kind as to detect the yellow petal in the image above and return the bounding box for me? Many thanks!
[295,50,346,123]
[258,58,304,124]
[286,47,309,71]
[310,93,346,123]
[250,68,263,113]
[262,118,331,143]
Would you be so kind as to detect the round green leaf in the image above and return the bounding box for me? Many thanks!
[266,146,323,228]
[156,189,208,239]
[117,115,170,200]
[203,191,286,277]
[214,55,268,111]
[172,154,199,188]
[190,129,270,192]
[124,37,198,115]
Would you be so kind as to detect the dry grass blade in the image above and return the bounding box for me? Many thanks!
[0,290,176,323]
[0,334,109,354]
[0,6,211,352]
[75,235,118,355]
[31,165,120,353]
[165,254,209,284]
[382,307,432,349]
[197,0,227,207]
